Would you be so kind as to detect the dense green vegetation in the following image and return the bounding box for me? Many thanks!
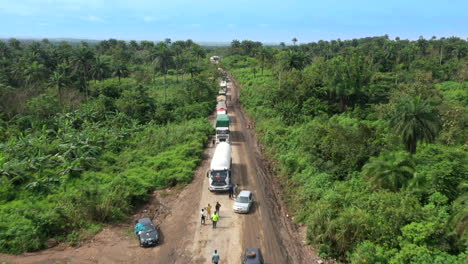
[222,36,467,263]
[0,38,217,253]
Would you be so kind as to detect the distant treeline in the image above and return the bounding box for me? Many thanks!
[0,38,209,119]
[0,37,259,47]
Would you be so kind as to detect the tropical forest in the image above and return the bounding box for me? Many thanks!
[217,36,467,263]
[0,35,467,264]
[0,38,217,253]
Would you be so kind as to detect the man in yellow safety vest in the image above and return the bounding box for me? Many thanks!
[211,212,219,228]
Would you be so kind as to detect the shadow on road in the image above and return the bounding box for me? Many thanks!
[233,162,248,187]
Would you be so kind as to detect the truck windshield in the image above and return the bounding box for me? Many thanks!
[211,171,228,179]
[216,130,230,134]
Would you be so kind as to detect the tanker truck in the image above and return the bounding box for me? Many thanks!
[208,142,232,191]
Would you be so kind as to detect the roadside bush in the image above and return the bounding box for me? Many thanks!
[0,199,64,254]
[349,241,393,264]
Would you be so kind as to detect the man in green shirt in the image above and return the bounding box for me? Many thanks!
[211,212,219,228]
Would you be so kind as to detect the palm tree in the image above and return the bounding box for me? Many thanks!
[278,50,309,71]
[256,47,273,75]
[0,41,11,58]
[185,58,202,78]
[8,38,21,50]
[71,46,95,100]
[292,37,298,46]
[323,54,372,112]
[362,151,415,191]
[111,62,129,83]
[185,39,195,49]
[390,96,440,154]
[230,39,241,47]
[23,61,46,88]
[171,44,184,81]
[192,44,205,66]
[276,50,307,91]
[91,56,110,81]
[150,42,174,102]
[48,70,69,103]
[129,40,139,51]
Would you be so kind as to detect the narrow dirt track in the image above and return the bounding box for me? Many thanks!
[1,72,319,264]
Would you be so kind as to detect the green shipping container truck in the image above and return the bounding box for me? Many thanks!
[216,114,230,128]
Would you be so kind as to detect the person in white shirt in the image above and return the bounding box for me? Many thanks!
[201,208,207,225]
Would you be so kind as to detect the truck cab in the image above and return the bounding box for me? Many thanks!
[216,127,230,143]
[216,101,227,114]
[217,108,227,115]
[209,169,230,191]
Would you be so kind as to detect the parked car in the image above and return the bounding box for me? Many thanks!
[135,217,159,247]
[242,248,264,264]
[233,190,253,213]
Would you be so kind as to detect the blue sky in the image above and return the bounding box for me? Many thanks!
[0,0,467,43]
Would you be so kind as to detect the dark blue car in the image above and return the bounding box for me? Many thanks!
[242,248,264,264]
[136,217,159,247]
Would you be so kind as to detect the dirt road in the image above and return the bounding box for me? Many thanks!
[1,72,318,264]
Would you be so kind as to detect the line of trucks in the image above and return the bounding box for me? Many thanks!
[209,76,264,263]
[208,78,232,191]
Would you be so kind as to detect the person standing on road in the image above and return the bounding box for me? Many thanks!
[206,203,212,217]
[234,184,240,198]
[211,212,219,228]
[200,208,206,225]
[228,184,234,199]
[212,249,220,264]
[215,201,221,215]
